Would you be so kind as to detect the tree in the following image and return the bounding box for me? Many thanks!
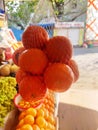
[5,0,87,29]
[5,0,39,29]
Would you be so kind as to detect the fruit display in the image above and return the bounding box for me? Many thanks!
[0,25,79,129]
[13,25,79,100]
[16,90,57,130]
[0,76,17,126]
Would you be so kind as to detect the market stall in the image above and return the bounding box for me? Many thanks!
[0,24,80,130]
[0,1,80,130]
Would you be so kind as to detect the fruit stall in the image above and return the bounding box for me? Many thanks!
[0,25,79,130]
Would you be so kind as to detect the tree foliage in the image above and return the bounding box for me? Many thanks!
[5,0,39,29]
[5,0,87,29]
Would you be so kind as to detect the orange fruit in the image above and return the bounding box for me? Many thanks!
[45,36,73,63]
[24,115,34,125]
[40,128,45,130]
[26,108,37,117]
[20,124,33,130]
[68,59,79,82]
[18,111,26,121]
[15,68,28,84]
[36,116,46,128]
[47,123,54,129]
[12,47,25,66]
[44,109,49,119]
[19,75,47,101]
[22,25,49,49]
[37,109,45,117]
[44,63,74,92]
[47,114,55,125]
[18,48,48,75]
[32,124,40,130]
[16,119,24,128]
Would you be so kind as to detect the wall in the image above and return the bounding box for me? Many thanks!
[54,22,84,46]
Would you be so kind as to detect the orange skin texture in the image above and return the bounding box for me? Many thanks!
[45,36,73,64]
[22,25,49,49]
[67,59,79,82]
[44,63,74,92]
[12,47,25,66]
[19,75,47,101]
[18,48,48,75]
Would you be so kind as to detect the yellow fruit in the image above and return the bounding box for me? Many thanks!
[37,109,45,117]
[0,65,10,76]
[26,108,37,117]
[20,124,33,130]
[24,115,34,125]
[36,116,46,128]
[10,64,19,73]
[47,114,55,125]
[40,128,45,130]
[32,124,40,130]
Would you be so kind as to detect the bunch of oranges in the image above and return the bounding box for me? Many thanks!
[16,90,57,130]
[12,25,79,103]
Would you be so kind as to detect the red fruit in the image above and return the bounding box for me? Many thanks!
[18,48,48,75]
[19,75,47,101]
[68,59,79,82]
[45,36,73,63]
[22,25,49,49]
[12,47,25,66]
[44,63,74,92]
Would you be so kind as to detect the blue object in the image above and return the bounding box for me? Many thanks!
[38,23,55,38]
[10,27,24,41]
[29,23,55,38]
[0,8,5,14]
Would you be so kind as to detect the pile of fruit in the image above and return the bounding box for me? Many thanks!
[13,25,79,101]
[0,77,17,126]
[16,90,57,130]
[0,63,19,77]
[12,25,79,129]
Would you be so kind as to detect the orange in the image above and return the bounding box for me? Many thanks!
[12,47,25,66]
[45,36,73,63]
[44,63,74,92]
[18,48,48,75]
[32,124,40,130]
[40,128,44,130]
[43,121,48,129]
[22,25,49,49]
[42,108,49,119]
[47,115,55,125]
[16,68,28,84]
[36,116,46,128]
[26,108,37,117]
[37,109,45,117]
[19,111,26,121]
[16,119,24,128]
[19,75,47,101]
[68,59,79,82]
[24,115,34,125]
[47,123,54,129]
[20,124,33,130]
